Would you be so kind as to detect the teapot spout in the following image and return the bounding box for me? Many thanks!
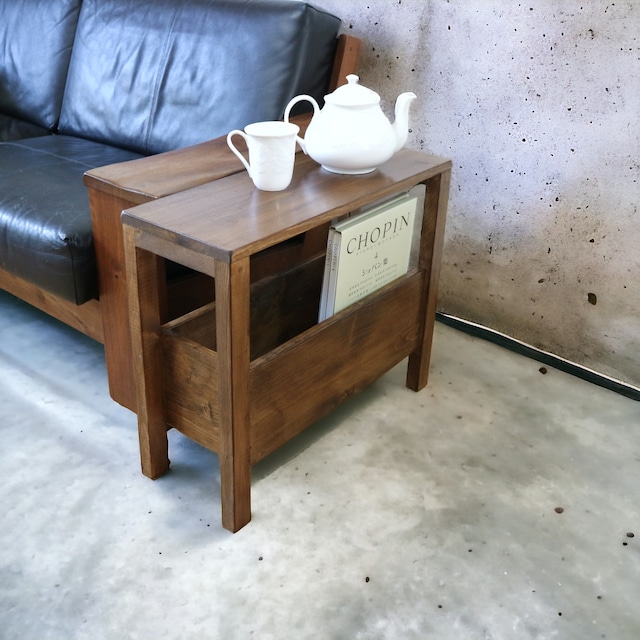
[392,92,417,152]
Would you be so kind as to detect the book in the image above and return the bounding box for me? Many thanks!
[319,192,418,320]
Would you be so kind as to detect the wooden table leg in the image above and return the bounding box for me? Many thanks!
[123,225,170,479]
[214,257,252,532]
[407,169,451,391]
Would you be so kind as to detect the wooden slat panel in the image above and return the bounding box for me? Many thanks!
[159,269,421,467]
[249,273,423,464]
[162,334,221,452]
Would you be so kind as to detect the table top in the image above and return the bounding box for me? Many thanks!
[122,149,451,263]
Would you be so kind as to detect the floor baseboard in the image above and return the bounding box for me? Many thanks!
[436,313,640,402]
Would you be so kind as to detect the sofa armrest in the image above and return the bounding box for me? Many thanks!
[84,112,309,204]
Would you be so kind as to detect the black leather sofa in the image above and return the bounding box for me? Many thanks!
[0,0,342,306]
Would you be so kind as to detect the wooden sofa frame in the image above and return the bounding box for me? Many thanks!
[0,34,361,411]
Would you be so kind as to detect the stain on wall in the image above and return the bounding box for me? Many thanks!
[314,0,640,387]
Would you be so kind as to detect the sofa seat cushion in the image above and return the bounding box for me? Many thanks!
[0,0,82,141]
[59,0,341,155]
[0,136,142,304]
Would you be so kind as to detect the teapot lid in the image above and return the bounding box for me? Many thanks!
[325,74,380,107]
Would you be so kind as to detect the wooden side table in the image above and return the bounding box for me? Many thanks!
[122,149,451,532]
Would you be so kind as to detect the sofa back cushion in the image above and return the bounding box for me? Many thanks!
[0,0,82,135]
[58,0,340,155]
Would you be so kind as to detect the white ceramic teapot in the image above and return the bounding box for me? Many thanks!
[284,74,416,174]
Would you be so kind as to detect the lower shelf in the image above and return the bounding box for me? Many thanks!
[159,264,425,465]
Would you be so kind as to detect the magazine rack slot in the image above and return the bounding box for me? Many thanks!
[159,268,423,462]
[162,254,325,360]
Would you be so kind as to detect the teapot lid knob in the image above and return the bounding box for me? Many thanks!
[326,74,380,107]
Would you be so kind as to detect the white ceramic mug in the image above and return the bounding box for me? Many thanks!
[226,121,300,191]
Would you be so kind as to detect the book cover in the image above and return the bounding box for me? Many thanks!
[319,192,417,320]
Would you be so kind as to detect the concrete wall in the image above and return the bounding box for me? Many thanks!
[313,0,640,388]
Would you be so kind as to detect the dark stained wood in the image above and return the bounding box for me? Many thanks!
[214,258,252,532]
[0,268,104,342]
[89,189,139,408]
[123,149,451,532]
[406,170,451,391]
[330,34,362,89]
[163,255,325,360]
[162,331,221,451]
[123,225,170,479]
[249,273,423,464]
[85,134,248,205]
[159,272,422,466]
[122,150,451,263]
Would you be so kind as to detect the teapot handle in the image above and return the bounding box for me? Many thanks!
[284,95,319,155]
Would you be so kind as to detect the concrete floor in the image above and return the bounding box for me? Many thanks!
[1,289,639,640]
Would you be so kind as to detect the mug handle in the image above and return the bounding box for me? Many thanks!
[226,130,252,178]
[284,95,320,155]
